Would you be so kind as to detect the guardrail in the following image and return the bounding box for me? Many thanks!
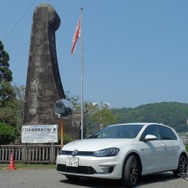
[0,144,61,164]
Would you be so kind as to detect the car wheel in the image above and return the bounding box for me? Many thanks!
[65,175,80,181]
[121,155,139,187]
[173,154,188,177]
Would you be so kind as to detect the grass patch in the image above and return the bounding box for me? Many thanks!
[0,163,56,170]
[185,144,188,152]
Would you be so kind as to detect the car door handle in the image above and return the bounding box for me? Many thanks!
[161,144,166,147]
[176,144,180,148]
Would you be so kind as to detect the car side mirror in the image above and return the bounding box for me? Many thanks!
[143,134,157,142]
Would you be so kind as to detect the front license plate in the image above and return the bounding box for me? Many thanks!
[66,157,79,167]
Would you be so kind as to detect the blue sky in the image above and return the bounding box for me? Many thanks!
[1,0,188,108]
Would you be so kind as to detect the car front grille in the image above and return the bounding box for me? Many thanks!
[57,164,96,174]
[59,150,94,156]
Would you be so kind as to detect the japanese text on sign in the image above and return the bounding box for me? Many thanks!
[21,125,58,143]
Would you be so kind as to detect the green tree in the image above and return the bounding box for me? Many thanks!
[13,84,25,140]
[65,90,80,110]
[65,92,119,137]
[84,102,119,137]
[0,40,15,109]
[0,41,18,144]
[0,41,14,105]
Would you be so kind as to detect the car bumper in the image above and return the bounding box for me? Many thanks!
[56,154,123,179]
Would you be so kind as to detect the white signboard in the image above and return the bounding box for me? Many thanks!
[22,125,58,143]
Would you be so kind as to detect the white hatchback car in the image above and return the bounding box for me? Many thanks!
[56,123,188,187]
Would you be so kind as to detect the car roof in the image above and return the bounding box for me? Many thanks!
[108,122,176,131]
[108,122,165,127]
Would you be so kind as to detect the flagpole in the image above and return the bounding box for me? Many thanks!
[80,8,84,139]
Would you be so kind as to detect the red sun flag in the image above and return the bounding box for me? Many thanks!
[71,20,81,54]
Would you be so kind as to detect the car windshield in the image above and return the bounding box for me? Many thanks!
[88,124,144,139]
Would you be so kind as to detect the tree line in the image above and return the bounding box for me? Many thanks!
[112,102,188,133]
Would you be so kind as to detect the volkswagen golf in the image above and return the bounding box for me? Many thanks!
[56,123,188,187]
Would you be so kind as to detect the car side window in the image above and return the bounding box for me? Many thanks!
[140,125,160,140]
[159,126,177,140]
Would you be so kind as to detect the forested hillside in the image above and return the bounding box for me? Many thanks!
[112,102,188,132]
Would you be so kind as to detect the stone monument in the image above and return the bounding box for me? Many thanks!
[23,4,65,125]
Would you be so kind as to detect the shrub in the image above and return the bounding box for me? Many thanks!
[0,123,16,144]
[63,134,74,145]
[58,133,73,145]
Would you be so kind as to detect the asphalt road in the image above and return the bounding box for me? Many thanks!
[0,168,188,188]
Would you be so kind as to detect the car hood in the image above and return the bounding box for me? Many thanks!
[62,138,134,151]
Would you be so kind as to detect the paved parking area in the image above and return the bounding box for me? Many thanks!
[0,168,187,188]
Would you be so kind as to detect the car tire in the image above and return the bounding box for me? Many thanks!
[121,155,139,187]
[173,154,188,177]
[65,175,80,181]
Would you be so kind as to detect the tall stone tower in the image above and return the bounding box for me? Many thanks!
[23,4,65,125]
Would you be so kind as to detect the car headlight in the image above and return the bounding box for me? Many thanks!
[93,148,120,157]
[59,150,64,155]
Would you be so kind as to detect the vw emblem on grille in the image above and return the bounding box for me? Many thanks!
[72,149,78,156]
